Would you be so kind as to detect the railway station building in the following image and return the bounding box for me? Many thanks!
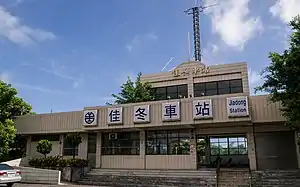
[15,61,300,171]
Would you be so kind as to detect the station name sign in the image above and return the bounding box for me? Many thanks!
[172,66,209,77]
[227,96,249,117]
[83,96,250,126]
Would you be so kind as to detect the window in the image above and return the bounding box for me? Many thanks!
[31,135,60,142]
[230,79,243,93]
[146,130,190,155]
[194,79,243,97]
[152,84,188,101]
[154,87,167,100]
[0,164,14,170]
[167,86,178,99]
[63,136,78,156]
[88,133,97,154]
[218,81,230,95]
[210,136,247,156]
[205,82,218,96]
[102,132,140,155]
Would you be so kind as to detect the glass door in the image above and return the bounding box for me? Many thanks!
[196,136,209,169]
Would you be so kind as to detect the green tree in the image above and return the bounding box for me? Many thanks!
[197,139,206,155]
[65,133,82,159]
[36,139,52,158]
[255,15,300,131]
[108,72,154,105]
[0,81,33,160]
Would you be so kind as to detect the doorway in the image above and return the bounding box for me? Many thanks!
[196,136,210,169]
[196,135,249,169]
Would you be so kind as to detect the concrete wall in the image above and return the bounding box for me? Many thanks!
[15,94,285,134]
[15,111,84,134]
[140,62,250,96]
[13,61,298,171]
[101,156,144,169]
[16,166,61,184]
[29,141,61,158]
[255,131,298,170]
[14,62,285,134]
[145,155,195,169]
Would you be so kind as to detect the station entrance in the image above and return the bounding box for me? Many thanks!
[196,135,249,169]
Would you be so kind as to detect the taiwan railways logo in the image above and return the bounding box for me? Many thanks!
[84,111,95,124]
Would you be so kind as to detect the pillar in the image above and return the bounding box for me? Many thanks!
[140,130,146,169]
[95,132,102,168]
[204,137,210,165]
[187,76,194,98]
[189,129,197,170]
[247,132,257,170]
[25,136,31,157]
[59,135,64,156]
[78,133,88,159]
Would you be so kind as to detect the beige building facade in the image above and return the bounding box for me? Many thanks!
[15,62,300,171]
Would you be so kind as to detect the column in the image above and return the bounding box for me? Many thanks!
[204,137,210,165]
[187,76,194,98]
[189,129,197,170]
[59,135,64,156]
[78,133,88,159]
[95,132,102,168]
[247,132,257,170]
[140,130,146,169]
[25,136,31,157]
[294,132,300,168]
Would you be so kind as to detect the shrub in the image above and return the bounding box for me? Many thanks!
[28,158,42,168]
[67,158,89,167]
[28,156,88,169]
[42,156,61,168]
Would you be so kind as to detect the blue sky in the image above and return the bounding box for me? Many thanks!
[0,0,299,113]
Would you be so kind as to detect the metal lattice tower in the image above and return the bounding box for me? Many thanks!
[185,2,217,62]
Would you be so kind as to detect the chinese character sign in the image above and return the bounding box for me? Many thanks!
[162,102,180,121]
[83,110,98,126]
[193,100,213,119]
[134,105,150,123]
[107,107,123,124]
[227,96,249,117]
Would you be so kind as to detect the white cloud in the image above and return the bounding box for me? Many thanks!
[204,0,263,50]
[22,62,83,89]
[270,0,300,23]
[10,0,24,7]
[211,44,220,54]
[0,5,56,45]
[0,72,11,83]
[14,83,71,95]
[248,68,262,95]
[0,71,69,95]
[126,33,158,52]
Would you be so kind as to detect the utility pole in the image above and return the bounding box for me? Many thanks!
[185,1,217,62]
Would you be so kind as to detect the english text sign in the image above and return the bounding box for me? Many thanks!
[227,96,249,117]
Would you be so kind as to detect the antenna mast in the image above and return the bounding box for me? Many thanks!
[185,0,217,62]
